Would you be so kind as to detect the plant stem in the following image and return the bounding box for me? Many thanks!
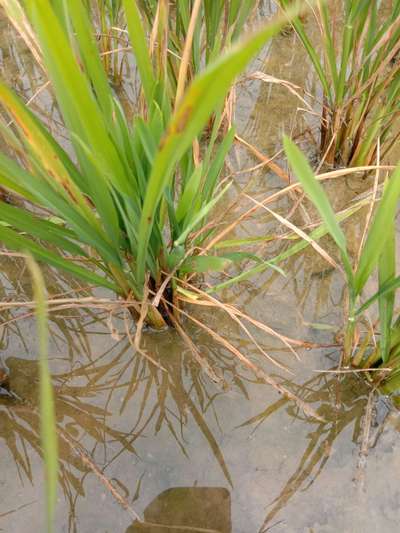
[343,293,356,366]
[146,304,168,329]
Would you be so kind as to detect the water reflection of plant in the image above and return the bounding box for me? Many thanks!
[236,367,368,532]
[2,356,134,459]
[0,253,98,362]
[0,353,140,532]
[68,327,257,485]
[1,323,256,531]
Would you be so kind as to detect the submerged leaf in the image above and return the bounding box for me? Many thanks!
[180,255,232,274]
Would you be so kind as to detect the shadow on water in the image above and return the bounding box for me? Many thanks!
[127,487,231,533]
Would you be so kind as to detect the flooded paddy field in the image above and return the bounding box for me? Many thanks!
[1,2,400,532]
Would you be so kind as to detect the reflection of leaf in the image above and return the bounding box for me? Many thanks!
[303,321,336,331]
[64,469,86,497]
[0,355,140,518]
[1,317,250,527]
[170,379,233,487]
[0,411,36,481]
[245,372,367,531]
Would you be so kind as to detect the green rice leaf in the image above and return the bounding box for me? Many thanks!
[356,275,400,317]
[202,126,235,202]
[209,199,366,294]
[221,251,268,265]
[378,219,396,362]
[174,181,232,246]
[283,136,353,283]
[65,0,114,122]
[280,0,332,103]
[122,0,155,105]
[26,256,58,533]
[25,0,133,198]
[214,236,277,248]
[136,9,296,290]
[0,152,36,200]
[0,202,86,257]
[0,225,117,291]
[355,167,400,295]
[175,164,203,222]
[0,81,85,197]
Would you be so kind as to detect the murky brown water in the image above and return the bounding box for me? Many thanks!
[1,4,400,533]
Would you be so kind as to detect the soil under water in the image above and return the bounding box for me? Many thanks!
[1,3,400,532]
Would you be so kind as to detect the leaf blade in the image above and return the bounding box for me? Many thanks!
[26,256,58,533]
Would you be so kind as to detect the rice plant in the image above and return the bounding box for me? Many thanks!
[0,0,297,329]
[280,0,400,167]
[91,1,260,102]
[284,137,400,392]
[135,0,259,75]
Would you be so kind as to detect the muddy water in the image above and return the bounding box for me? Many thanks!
[1,6,400,533]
